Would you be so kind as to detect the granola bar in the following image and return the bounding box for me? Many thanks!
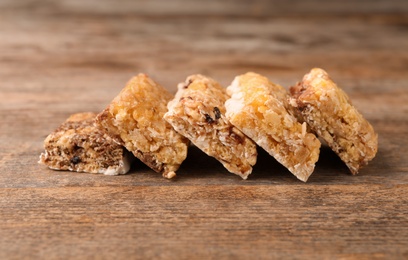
[289,68,378,174]
[96,74,189,179]
[164,75,257,179]
[225,72,321,182]
[39,112,132,175]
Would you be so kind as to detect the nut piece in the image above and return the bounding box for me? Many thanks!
[164,75,257,179]
[95,74,189,178]
[39,112,132,175]
[289,68,378,174]
[225,72,321,182]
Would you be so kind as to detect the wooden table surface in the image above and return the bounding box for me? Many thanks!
[1,0,408,259]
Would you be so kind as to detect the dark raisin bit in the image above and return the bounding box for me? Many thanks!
[180,96,193,102]
[70,156,81,164]
[229,127,244,144]
[298,105,306,112]
[204,114,214,123]
[213,107,221,119]
[183,79,193,89]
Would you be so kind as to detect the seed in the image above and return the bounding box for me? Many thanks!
[70,156,81,164]
[213,107,221,119]
[204,114,214,123]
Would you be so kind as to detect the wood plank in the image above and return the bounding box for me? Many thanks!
[2,0,408,16]
[1,185,407,259]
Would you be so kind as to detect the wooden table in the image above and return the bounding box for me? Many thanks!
[1,0,407,259]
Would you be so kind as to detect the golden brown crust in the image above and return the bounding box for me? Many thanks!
[289,68,378,174]
[39,112,132,175]
[225,72,321,182]
[95,74,189,178]
[164,74,257,179]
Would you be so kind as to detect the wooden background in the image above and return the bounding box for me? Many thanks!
[1,0,407,259]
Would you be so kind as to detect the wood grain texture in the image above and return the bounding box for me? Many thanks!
[1,0,407,259]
